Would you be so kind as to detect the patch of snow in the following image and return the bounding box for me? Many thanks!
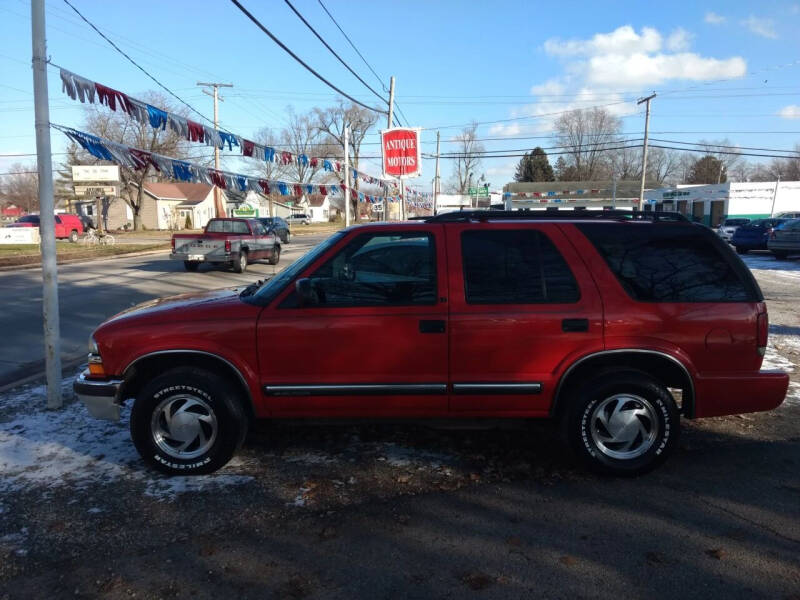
[86,507,103,514]
[762,340,795,372]
[379,443,453,469]
[785,382,800,407]
[283,452,338,465]
[0,377,253,501]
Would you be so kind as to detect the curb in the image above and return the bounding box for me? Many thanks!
[0,247,170,272]
[0,353,87,394]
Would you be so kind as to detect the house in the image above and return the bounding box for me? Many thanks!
[1,204,26,224]
[73,197,132,231]
[306,194,335,223]
[143,182,220,230]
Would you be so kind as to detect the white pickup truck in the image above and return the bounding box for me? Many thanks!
[170,218,280,273]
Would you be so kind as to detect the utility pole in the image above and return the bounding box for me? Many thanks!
[344,125,350,227]
[32,0,62,409]
[197,82,233,218]
[386,76,396,220]
[434,130,440,215]
[637,92,656,211]
[770,175,781,217]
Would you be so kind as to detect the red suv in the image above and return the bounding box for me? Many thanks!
[74,211,789,476]
[9,213,84,242]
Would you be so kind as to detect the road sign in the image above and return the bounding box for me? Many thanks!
[381,127,421,179]
[71,165,120,182]
[74,185,117,197]
[468,186,489,197]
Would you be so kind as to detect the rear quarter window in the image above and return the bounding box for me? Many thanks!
[577,223,760,302]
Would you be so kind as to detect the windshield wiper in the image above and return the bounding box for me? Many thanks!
[239,279,265,297]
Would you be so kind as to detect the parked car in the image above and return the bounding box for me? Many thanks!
[767,218,800,259]
[730,218,788,253]
[7,213,84,242]
[286,213,311,226]
[75,210,788,477]
[716,217,750,242]
[170,217,280,273]
[774,211,800,219]
[257,216,291,243]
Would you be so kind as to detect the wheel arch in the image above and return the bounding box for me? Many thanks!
[120,350,255,420]
[552,349,695,419]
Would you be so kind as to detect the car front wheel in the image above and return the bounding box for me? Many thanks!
[130,367,249,475]
[565,370,679,476]
[69,229,79,243]
[268,245,281,265]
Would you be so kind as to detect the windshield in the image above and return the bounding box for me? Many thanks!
[206,219,250,234]
[244,231,346,305]
[17,215,39,224]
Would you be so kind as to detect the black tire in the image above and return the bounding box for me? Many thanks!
[130,367,249,475]
[268,244,281,265]
[233,250,247,273]
[69,229,79,243]
[183,261,200,272]
[564,370,679,476]
[282,231,290,243]
[735,246,748,254]
[772,251,788,259]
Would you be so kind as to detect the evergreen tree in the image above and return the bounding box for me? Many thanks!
[688,155,726,184]
[513,147,555,182]
[554,156,579,181]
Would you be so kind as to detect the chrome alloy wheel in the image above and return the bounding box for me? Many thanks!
[589,394,659,460]
[150,394,218,460]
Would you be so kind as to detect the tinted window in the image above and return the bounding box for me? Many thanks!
[18,215,39,224]
[286,232,436,307]
[206,220,249,234]
[461,230,580,304]
[578,223,758,302]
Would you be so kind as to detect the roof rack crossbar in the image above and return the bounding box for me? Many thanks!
[424,209,689,223]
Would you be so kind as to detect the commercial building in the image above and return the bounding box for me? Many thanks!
[643,181,800,227]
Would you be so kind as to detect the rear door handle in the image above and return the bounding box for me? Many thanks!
[419,319,446,334]
[562,318,589,332]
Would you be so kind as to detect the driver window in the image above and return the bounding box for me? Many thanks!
[286,232,437,307]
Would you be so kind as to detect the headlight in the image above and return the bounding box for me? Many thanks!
[87,336,106,377]
[88,336,99,356]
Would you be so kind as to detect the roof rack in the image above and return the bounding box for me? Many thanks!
[424,209,689,223]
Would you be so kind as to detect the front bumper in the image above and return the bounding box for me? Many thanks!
[693,370,789,418]
[73,370,123,421]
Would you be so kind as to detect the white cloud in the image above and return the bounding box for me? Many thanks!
[586,52,746,87]
[488,123,522,136]
[544,26,662,57]
[530,80,565,96]
[704,12,726,25]
[778,105,800,119]
[741,16,778,38]
[666,27,693,51]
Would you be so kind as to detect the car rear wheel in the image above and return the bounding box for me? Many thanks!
[183,261,200,272]
[69,229,79,243]
[233,250,247,273]
[268,245,281,265]
[565,370,679,476]
[130,367,249,475]
[283,231,290,243]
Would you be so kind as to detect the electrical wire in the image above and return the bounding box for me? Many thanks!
[650,138,800,154]
[229,0,386,115]
[61,0,221,130]
[282,0,387,106]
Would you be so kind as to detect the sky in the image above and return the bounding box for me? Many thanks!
[2,0,800,191]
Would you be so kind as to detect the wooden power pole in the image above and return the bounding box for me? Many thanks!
[197,82,233,218]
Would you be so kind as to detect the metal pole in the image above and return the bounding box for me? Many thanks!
[32,0,62,409]
[198,82,233,218]
[387,76,395,129]
[770,176,780,217]
[400,180,406,220]
[612,176,617,208]
[344,125,350,227]
[637,93,656,210]
[434,130,440,215]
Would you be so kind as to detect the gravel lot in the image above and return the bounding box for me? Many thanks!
[1,253,799,599]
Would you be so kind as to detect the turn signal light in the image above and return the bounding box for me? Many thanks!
[757,312,768,357]
[88,362,106,377]
[225,240,231,253]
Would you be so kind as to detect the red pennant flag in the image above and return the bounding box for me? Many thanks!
[259,180,270,195]
[293,184,302,196]
[319,186,327,196]
[242,140,255,157]
[209,170,226,189]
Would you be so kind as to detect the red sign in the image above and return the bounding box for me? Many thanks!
[381,127,421,179]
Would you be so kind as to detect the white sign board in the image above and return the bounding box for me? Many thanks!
[0,227,40,245]
[72,165,120,182]
[74,185,117,197]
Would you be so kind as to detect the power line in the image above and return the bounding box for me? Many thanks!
[282,0,387,106]
[650,138,800,154]
[61,0,221,130]
[229,0,386,115]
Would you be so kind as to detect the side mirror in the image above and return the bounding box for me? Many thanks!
[295,278,318,307]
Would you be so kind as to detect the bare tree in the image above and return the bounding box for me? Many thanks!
[315,99,379,221]
[553,107,621,180]
[281,108,333,184]
[453,122,484,193]
[251,126,287,181]
[0,162,39,213]
[676,152,696,184]
[609,145,641,180]
[83,92,191,230]
[646,147,681,184]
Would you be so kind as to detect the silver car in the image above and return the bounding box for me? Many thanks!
[717,218,751,242]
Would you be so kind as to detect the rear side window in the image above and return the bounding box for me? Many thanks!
[577,223,759,302]
[461,230,580,304]
[206,220,249,234]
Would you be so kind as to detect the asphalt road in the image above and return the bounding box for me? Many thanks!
[0,232,329,386]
